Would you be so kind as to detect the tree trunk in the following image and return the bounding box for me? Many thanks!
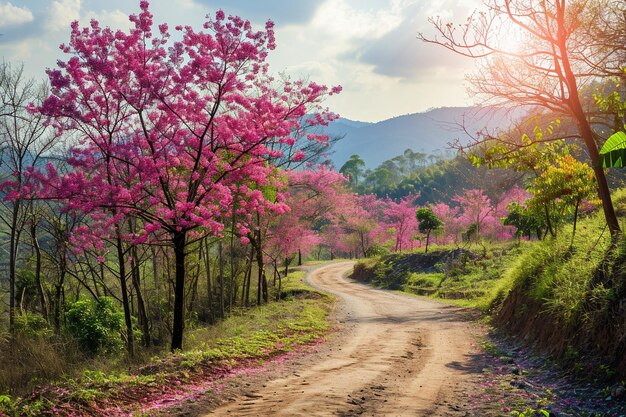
[556,10,620,238]
[218,240,225,319]
[188,260,199,313]
[254,229,268,304]
[298,249,302,266]
[256,249,262,306]
[171,231,187,352]
[360,232,367,258]
[425,230,431,254]
[202,239,214,323]
[276,265,282,302]
[244,246,253,307]
[31,218,47,322]
[116,233,134,357]
[261,267,268,304]
[229,212,236,312]
[241,246,252,307]
[571,198,580,243]
[543,204,556,238]
[8,200,20,332]
[131,245,150,347]
[53,278,64,334]
[151,246,163,341]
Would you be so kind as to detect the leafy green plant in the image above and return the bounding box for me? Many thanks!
[416,207,443,253]
[600,131,626,168]
[66,297,124,355]
[510,408,550,417]
[365,243,389,257]
[13,312,52,339]
[0,394,14,412]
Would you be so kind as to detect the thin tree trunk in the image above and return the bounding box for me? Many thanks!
[100,262,107,296]
[276,260,282,302]
[188,257,200,313]
[202,239,214,323]
[254,228,268,304]
[8,200,20,332]
[218,240,225,318]
[244,246,253,307]
[116,232,134,357]
[572,198,580,243]
[241,246,252,307]
[544,204,556,237]
[53,272,65,334]
[151,246,163,340]
[31,218,47,322]
[256,248,262,306]
[360,232,367,258]
[272,259,277,286]
[131,245,150,347]
[171,231,187,352]
[229,209,236,312]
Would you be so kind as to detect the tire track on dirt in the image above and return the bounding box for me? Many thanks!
[204,261,478,416]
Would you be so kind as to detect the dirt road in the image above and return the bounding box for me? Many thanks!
[205,261,479,416]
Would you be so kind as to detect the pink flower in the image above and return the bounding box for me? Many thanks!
[292,150,305,161]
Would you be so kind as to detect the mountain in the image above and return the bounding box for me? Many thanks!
[323,106,522,168]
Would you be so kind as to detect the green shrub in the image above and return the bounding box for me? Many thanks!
[66,297,124,355]
[14,312,52,339]
[365,244,389,257]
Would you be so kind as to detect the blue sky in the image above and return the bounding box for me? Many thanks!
[0,0,481,122]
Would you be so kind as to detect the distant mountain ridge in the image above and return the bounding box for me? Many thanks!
[323,106,521,168]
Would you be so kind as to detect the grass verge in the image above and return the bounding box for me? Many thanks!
[0,269,334,417]
[350,191,626,378]
[351,242,527,312]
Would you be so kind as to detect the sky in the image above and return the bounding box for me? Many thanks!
[0,0,483,122]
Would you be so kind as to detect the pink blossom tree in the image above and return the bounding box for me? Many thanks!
[431,202,464,244]
[265,166,347,264]
[336,194,387,257]
[450,187,529,242]
[383,194,419,252]
[38,2,340,351]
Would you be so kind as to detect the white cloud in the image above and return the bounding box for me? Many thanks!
[2,37,59,78]
[0,2,34,26]
[84,9,131,31]
[46,0,81,32]
[311,0,403,41]
[0,0,481,122]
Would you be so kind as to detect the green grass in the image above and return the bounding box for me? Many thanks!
[352,242,529,312]
[351,196,622,320]
[152,270,333,371]
[351,191,626,382]
[2,269,335,416]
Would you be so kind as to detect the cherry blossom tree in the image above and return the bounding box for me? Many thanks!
[37,2,340,351]
[431,202,464,244]
[383,194,420,252]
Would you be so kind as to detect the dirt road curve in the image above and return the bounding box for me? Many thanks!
[205,261,478,417]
